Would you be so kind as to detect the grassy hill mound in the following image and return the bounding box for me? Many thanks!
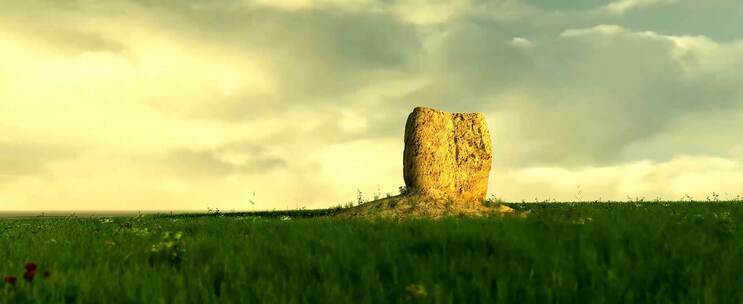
[334,194,519,219]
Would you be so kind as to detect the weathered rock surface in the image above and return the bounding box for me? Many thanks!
[403,107,493,204]
[335,106,518,219]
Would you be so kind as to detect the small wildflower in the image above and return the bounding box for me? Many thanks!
[23,270,36,282]
[406,283,428,300]
[43,271,51,278]
[3,275,16,286]
[20,262,39,282]
[25,262,38,272]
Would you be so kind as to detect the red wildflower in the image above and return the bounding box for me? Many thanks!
[23,270,36,282]
[25,262,38,272]
[3,275,16,285]
[43,271,51,278]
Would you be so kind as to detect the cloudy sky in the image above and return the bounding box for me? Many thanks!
[2,0,743,211]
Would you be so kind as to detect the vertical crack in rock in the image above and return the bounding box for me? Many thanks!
[403,107,493,206]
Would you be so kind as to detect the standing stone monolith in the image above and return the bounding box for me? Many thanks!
[403,107,493,204]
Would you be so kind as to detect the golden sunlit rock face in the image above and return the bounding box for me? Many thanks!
[403,107,493,204]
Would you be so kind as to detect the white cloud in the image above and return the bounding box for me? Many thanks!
[508,37,535,49]
[495,156,743,202]
[560,24,626,37]
[597,0,677,15]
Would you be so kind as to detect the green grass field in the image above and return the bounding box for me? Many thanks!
[2,202,743,303]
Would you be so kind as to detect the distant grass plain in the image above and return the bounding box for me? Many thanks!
[3,200,743,303]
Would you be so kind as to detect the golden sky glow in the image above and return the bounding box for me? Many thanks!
[2,0,743,210]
